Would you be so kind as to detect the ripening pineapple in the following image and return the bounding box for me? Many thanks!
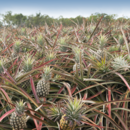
[16,70,30,90]
[36,66,52,97]
[10,100,27,130]
[36,77,50,97]
[60,97,86,130]
[60,114,76,130]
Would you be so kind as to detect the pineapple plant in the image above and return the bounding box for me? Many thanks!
[10,100,27,130]
[46,51,56,65]
[36,66,52,97]
[35,49,45,60]
[37,34,44,46]
[21,28,26,36]
[22,54,34,73]
[112,55,129,71]
[89,25,95,33]
[16,54,34,90]
[60,97,86,130]
[58,37,69,52]
[12,40,21,58]
[72,46,84,75]
[118,35,124,45]
[97,34,108,50]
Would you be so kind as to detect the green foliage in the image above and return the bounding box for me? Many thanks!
[0,12,120,27]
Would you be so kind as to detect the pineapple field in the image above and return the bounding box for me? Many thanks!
[1,16,130,130]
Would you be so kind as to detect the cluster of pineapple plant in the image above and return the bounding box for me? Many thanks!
[1,17,130,130]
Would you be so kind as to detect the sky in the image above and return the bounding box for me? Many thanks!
[0,0,130,19]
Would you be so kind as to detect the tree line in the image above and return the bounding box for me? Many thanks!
[0,11,129,27]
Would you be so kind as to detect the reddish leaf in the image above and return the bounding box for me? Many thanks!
[27,103,39,130]
[115,72,130,91]
[63,82,72,97]
[30,76,40,104]
[0,109,15,122]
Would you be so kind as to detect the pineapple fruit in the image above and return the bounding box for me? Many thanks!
[36,66,52,97]
[36,77,50,97]
[60,114,76,130]
[10,100,27,130]
[16,70,30,90]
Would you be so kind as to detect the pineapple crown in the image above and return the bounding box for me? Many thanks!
[98,34,108,50]
[22,54,34,72]
[118,35,124,45]
[58,37,66,45]
[13,40,21,53]
[61,97,86,125]
[15,100,26,115]
[37,34,44,46]
[58,36,69,52]
[21,28,26,35]
[93,49,108,62]
[42,66,52,80]
[46,51,56,65]
[112,55,129,70]
[47,104,62,121]
[72,46,84,63]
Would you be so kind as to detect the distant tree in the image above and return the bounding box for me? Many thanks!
[1,11,129,27]
[2,11,13,25]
